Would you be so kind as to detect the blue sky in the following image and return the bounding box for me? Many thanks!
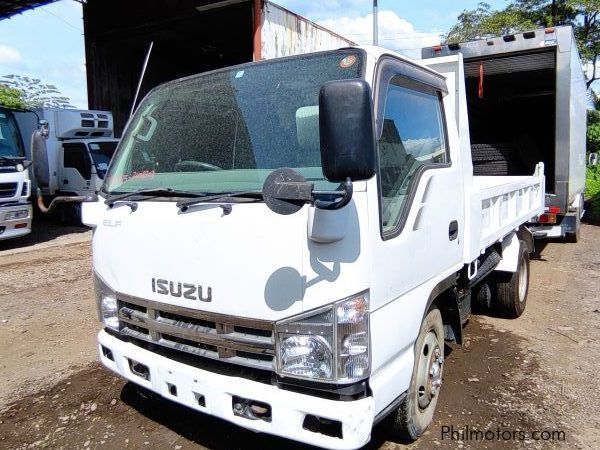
[0,1,86,107]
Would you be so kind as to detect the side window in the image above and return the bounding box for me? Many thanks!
[63,143,92,180]
[378,76,448,235]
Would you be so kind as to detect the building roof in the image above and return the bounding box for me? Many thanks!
[0,0,58,20]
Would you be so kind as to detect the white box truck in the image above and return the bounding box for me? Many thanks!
[75,47,546,448]
[15,108,119,221]
[422,25,587,241]
[0,106,32,240]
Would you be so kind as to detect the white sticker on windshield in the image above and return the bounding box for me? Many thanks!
[235,71,245,79]
[97,163,108,170]
[89,143,100,150]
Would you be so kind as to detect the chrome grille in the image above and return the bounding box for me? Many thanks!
[117,294,275,371]
[0,182,17,198]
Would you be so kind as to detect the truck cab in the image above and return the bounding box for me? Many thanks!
[82,47,543,449]
[58,138,117,196]
[0,107,32,240]
[16,108,118,221]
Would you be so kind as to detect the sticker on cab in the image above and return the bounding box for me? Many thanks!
[339,55,357,69]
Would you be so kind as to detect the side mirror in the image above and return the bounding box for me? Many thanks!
[31,130,50,188]
[39,119,49,138]
[319,79,376,182]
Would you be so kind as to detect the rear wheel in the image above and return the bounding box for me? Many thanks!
[565,225,580,243]
[565,194,583,243]
[493,240,529,318]
[385,307,444,441]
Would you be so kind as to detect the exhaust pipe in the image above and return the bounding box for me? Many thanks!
[36,188,97,214]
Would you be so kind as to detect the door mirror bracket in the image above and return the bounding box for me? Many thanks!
[262,169,353,215]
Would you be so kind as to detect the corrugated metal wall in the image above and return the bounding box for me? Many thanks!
[260,2,354,59]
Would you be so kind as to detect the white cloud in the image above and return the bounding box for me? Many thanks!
[279,0,372,21]
[0,44,22,64]
[318,10,441,58]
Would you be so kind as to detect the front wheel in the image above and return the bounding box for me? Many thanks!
[385,307,444,441]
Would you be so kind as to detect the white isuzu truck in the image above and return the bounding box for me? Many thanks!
[79,47,545,448]
[16,108,119,221]
[0,106,32,240]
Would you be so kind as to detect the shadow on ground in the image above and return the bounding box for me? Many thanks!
[583,195,600,226]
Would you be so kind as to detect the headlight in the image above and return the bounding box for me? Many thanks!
[276,291,369,383]
[94,272,119,331]
[5,209,30,220]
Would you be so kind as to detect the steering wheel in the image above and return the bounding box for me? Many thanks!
[174,160,222,172]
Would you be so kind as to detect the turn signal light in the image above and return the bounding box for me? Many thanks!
[547,206,561,214]
[538,213,557,224]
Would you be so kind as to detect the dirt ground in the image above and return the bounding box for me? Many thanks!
[0,223,598,450]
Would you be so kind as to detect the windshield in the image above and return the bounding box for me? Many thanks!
[0,109,25,160]
[103,50,365,195]
[88,141,118,179]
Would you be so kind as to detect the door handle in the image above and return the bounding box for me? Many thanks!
[63,179,69,184]
[449,220,459,241]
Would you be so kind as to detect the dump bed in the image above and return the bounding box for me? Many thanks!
[471,168,545,254]
[422,54,545,262]
[422,26,587,214]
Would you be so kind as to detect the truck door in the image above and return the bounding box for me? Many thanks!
[60,143,93,195]
[371,56,466,307]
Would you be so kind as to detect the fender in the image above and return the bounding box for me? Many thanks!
[422,274,463,345]
[495,232,521,273]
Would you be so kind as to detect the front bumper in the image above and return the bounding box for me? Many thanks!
[0,203,32,240]
[98,330,375,449]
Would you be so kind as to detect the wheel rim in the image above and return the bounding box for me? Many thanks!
[518,258,528,302]
[415,330,444,410]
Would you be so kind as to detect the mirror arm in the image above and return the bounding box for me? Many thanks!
[312,178,353,210]
[36,188,98,214]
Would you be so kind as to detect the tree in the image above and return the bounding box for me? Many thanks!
[445,0,600,88]
[588,91,600,154]
[0,83,27,109]
[0,74,74,109]
[446,3,536,42]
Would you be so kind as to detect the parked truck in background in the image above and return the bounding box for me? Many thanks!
[66,46,550,448]
[0,106,32,240]
[15,108,119,222]
[422,25,587,242]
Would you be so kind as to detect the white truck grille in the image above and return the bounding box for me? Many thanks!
[117,294,275,371]
[0,182,18,198]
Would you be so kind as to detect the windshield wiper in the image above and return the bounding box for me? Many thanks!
[104,188,203,208]
[176,191,263,211]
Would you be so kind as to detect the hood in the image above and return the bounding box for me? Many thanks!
[89,195,369,322]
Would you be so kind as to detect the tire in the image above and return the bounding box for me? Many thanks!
[471,142,524,176]
[385,307,444,441]
[565,226,580,243]
[60,203,82,226]
[493,240,529,318]
[565,194,583,243]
